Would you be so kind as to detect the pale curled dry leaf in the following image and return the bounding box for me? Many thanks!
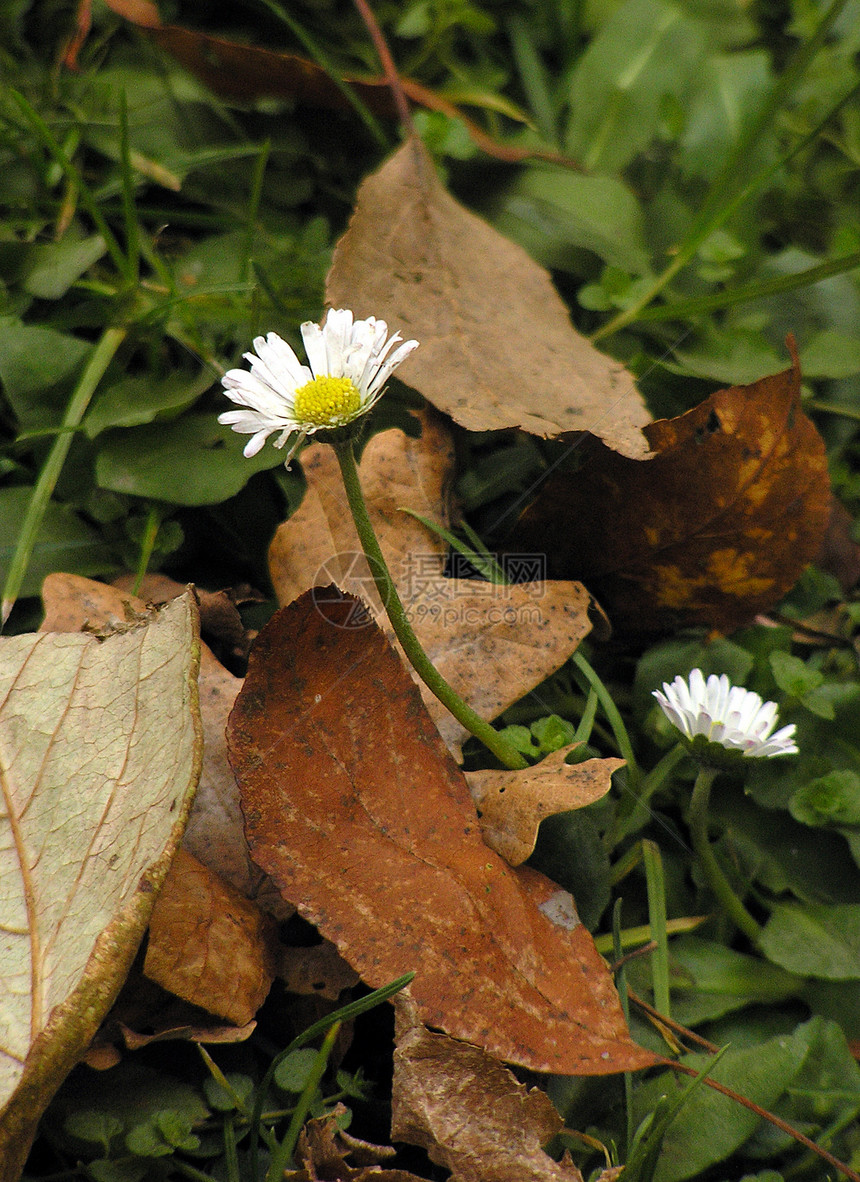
[144,848,278,1026]
[327,136,649,457]
[40,573,287,915]
[269,432,593,756]
[228,590,655,1075]
[391,994,584,1182]
[0,594,202,1174]
[465,746,624,865]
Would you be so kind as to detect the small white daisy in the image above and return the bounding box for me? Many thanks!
[219,309,419,465]
[653,668,798,762]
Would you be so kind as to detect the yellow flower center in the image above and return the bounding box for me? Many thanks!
[293,375,361,427]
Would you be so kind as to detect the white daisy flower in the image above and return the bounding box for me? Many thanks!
[219,309,419,465]
[653,668,798,762]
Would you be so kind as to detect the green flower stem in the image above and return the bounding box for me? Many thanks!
[334,439,528,770]
[688,766,761,942]
[2,324,128,627]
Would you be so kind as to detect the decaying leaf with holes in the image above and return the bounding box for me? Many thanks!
[506,344,831,633]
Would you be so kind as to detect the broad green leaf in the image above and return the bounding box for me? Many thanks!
[711,787,860,906]
[679,52,773,180]
[633,1019,819,1182]
[742,1018,860,1157]
[0,487,116,598]
[0,594,203,1174]
[800,328,860,379]
[628,936,803,1026]
[491,167,651,274]
[21,235,107,300]
[565,0,707,172]
[0,316,89,428]
[274,1047,320,1094]
[94,415,286,506]
[760,903,860,979]
[790,770,860,828]
[83,370,214,439]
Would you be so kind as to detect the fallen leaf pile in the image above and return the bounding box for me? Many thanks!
[227,587,654,1076]
[269,422,594,755]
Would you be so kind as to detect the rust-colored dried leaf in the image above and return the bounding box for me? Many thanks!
[508,350,831,633]
[327,137,649,457]
[466,747,623,865]
[144,849,278,1026]
[392,994,584,1182]
[269,429,592,756]
[227,589,654,1075]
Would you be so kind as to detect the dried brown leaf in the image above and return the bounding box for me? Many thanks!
[0,594,202,1173]
[285,1104,424,1182]
[327,137,649,457]
[40,574,285,914]
[269,430,592,756]
[227,589,655,1075]
[391,993,584,1182]
[508,349,832,633]
[268,414,452,615]
[144,849,278,1026]
[465,746,623,865]
[279,941,361,1000]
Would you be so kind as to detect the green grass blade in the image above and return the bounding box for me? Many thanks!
[8,91,130,281]
[642,839,671,1020]
[1,326,128,627]
[117,92,140,284]
[593,0,853,340]
[248,973,414,1182]
[636,248,860,321]
[265,1023,341,1181]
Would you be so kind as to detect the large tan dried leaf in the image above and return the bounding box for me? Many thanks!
[40,574,281,913]
[0,594,202,1174]
[327,137,649,457]
[144,849,278,1026]
[465,746,623,865]
[391,993,583,1182]
[227,589,655,1075]
[269,431,592,755]
[508,350,831,633]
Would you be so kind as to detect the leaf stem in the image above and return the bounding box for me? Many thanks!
[688,766,761,942]
[334,440,527,769]
[2,325,128,627]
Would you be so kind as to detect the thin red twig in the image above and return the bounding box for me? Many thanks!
[652,1052,860,1182]
[352,0,413,134]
